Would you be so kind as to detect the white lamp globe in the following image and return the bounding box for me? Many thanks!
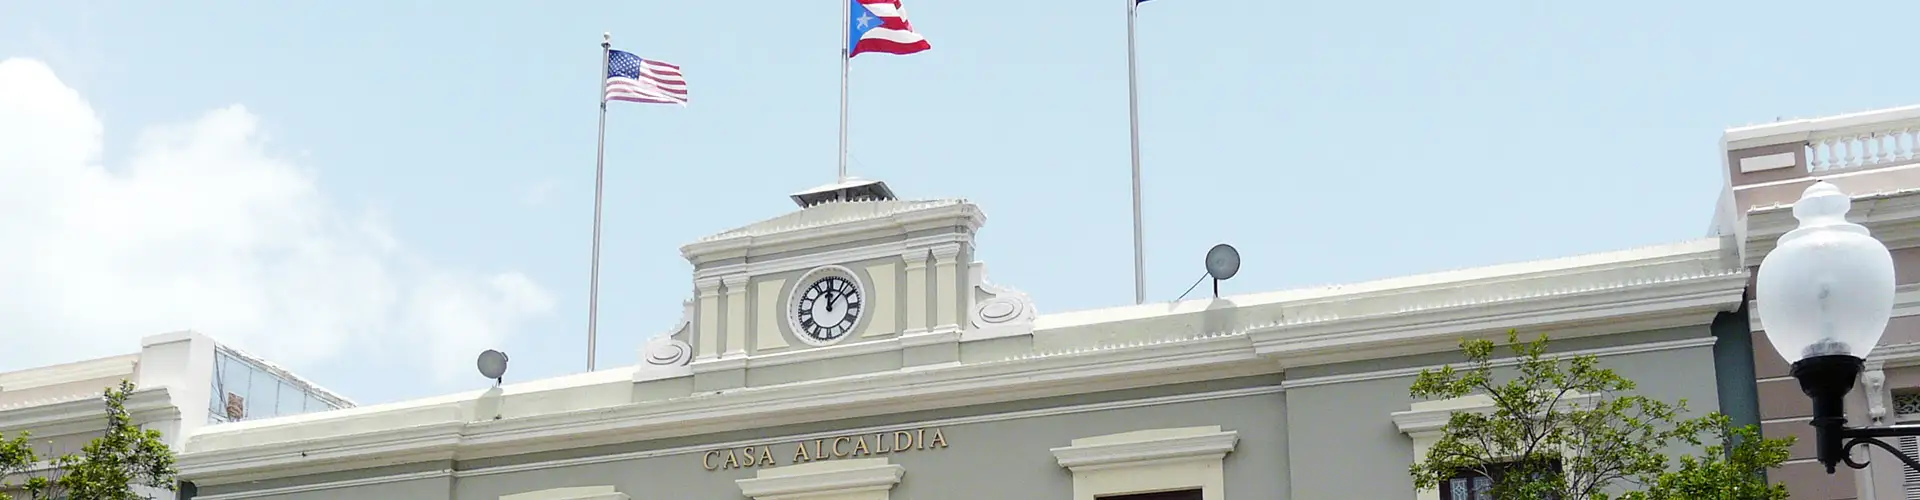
[1756,181,1896,364]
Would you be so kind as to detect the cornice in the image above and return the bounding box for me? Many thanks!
[690,233,967,282]
[192,469,453,500]
[0,354,137,393]
[734,459,904,499]
[180,420,466,485]
[178,334,1271,485]
[1391,392,1600,436]
[681,201,984,262]
[1049,428,1239,471]
[0,387,177,436]
[1250,269,1748,368]
[1281,336,1717,390]
[1742,190,1920,266]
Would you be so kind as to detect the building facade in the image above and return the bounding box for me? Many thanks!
[1714,105,1920,500]
[0,330,352,498]
[170,174,1757,499]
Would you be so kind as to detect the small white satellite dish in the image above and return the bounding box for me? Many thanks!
[1205,244,1241,281]
[477,349,509,385]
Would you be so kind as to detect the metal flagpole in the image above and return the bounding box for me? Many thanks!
[838,0,852,183]
[1126,0,1146,305]
[587,32,612,372]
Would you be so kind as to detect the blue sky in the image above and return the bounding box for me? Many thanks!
[3,0,1916,405]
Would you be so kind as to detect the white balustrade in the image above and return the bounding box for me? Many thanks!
[1725,104,1920,173]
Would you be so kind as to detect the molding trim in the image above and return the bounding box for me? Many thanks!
[743,337,904,369]
[1282,336,1718,389]
[692,233,971,283]
[0,354,137,393]
[1870,342,1920,369]
[1051,426,1235,500]
[1050,426,1239,471]
[1740,152,1797,173]
[453,385,1280,479]
[192,469,453,500]
[684,200,984,260]
[502,485,630,500]
[0,387,179,436]
[1250,271,1746,369]
[735,458,904,500]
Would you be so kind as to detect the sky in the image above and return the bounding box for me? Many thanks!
[2,0,1918,406]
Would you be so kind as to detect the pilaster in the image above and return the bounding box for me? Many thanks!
[723,276,750,357]
[863,262,899,337]
[755,279,791,352]
[931,244,962,332]
[901,249,929,334]
[696,277,723,360]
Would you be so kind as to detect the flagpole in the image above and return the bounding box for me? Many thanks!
[1126,0,1146,305]
[838,0,852,183]
[587,32,612,372]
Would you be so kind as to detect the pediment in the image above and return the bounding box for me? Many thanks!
[682,198,979,261]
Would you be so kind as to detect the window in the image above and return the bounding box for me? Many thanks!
[1440,460,1562,500]
[1893,392,1920,498]
[1395,393,1594,500]
[1101,490,1202,500]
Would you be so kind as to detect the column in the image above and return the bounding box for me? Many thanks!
[902,249,929,334]
[723,276,749,357]
[696,278,722,359]
[931,244,961,332]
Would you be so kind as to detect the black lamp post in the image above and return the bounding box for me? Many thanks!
[1757,181,1918,473]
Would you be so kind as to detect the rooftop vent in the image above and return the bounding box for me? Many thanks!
[789,178,897,208]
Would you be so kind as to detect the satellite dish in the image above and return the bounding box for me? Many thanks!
[477,349,509,384]
[1205,244,1241,281]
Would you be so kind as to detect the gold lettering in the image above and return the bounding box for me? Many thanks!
[929,428,948,448]
[893,430,913,451]
[703,428,953,470]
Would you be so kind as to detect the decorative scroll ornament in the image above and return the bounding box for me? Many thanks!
[968,263,1036,339]
[644,336,694,367]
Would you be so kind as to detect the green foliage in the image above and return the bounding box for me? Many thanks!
[1624,413,1792,500]
[0,380,178,500]
[1409,330,1792,499]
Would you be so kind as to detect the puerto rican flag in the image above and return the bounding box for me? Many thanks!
[847,0,930,58]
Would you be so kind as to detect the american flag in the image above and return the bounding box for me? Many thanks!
[848,0,930,58]
[605,49,687,106]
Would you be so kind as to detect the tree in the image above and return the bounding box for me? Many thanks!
[0,380,178,500]
[1408,330,1791,499]
[1630,413,1791,500]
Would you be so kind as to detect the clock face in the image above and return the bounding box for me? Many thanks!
[794,275,863,344]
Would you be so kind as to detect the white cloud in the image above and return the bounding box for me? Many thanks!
[0,58,556,386]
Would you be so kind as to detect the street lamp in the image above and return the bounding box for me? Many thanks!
[1756,181,1910,473]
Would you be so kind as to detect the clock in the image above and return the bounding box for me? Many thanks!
[788,266,867,346]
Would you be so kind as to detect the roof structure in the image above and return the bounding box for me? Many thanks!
[176,234,1748,485]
